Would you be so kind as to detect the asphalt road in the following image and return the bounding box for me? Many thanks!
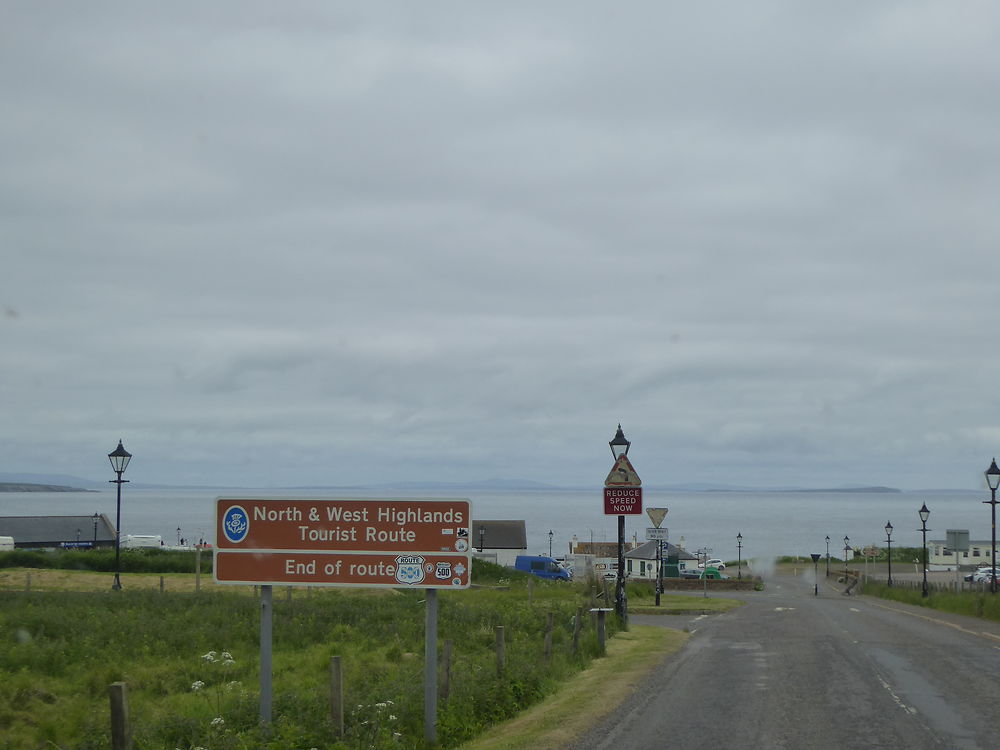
[571,570,1000,749]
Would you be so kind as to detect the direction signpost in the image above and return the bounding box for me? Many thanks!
[215,496,471,741]
[646,507,668,606]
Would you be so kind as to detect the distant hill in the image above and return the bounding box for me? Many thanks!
[0,473,103,489]
[0,482,95,493]
[651,483,903,493]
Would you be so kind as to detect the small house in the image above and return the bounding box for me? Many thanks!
[471,520,527,567]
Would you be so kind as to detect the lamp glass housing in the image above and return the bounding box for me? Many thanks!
[108,440,132,474]
[885,521,893,537]
[918,504,930,524]
[609,424,630,459]
[986,459,1000,491]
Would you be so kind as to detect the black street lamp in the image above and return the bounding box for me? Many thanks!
[92,512,100,544]
[919,503,931,598]
[985,459,1000,594]
[825,535,830,577]
[843,536,850,579]
[548,529,553,558]
[478,526,485,553]
[737,533,743,580]
[609,424,630,623]
[885,521,894,587]
[108,439,132,590]
[811,553,821,596]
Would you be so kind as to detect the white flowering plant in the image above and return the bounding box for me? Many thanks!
[189,650,242,734]
[348,699,403,748]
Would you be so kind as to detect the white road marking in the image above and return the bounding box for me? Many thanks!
[877,675,917,715]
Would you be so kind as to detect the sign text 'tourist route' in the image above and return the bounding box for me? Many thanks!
[214,498,472,589]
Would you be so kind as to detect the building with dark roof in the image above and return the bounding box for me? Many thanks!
[0,514,115,549]
[471,519,527,566]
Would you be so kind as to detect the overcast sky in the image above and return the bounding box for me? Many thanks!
[4,2,1000,490]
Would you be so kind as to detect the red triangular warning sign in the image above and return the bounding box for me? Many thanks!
[605,455,641,487]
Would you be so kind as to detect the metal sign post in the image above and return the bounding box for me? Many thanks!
[260,585,273,723]
[646,508,668,607]
[424,589,438,744]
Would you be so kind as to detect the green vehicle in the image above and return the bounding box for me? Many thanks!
[700,566,727,580]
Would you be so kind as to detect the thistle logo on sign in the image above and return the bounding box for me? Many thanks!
[222,505,250,543]
[395,555,426,585]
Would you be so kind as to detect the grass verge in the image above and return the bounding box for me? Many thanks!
[630,595,744,615]
[455,625,688,750]
[862,581,1000,622]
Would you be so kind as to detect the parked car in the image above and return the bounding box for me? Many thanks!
[698,558,726,570]
[969,569,999,584]
[680,570,702,579]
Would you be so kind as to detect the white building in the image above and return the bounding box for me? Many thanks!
[928,539,996,570]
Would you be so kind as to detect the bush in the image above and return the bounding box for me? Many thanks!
[0,548,211,574]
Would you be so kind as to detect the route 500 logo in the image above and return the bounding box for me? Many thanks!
[394,556,426,585]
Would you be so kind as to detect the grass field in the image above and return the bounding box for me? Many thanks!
[1,565,625,749]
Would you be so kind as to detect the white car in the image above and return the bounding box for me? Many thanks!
[698,558,726,570]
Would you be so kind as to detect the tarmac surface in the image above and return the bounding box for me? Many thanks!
[570,568,1000,749]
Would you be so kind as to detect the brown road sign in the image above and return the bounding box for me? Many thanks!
[214,550,471,589]
[214,497,473,589]
[215,497,472,553]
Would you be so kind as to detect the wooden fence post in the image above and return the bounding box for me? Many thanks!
[329,656,344,737]
[109,682,133,750]
[495,626,505,676]
[572,606,583,655]
[544,612,554,663]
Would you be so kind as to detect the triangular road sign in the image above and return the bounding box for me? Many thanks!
[646,507,668,528]
[605,454,641,487]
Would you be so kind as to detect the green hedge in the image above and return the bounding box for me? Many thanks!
[0,547,211,573]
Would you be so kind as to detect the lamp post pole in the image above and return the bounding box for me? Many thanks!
[107,440,132,591]
[609,425,631,624]
[548,530,553,558]
[985,459,1000,594]
[737,533,743,580]
[811,553,821,596]
[92,513,99,545]
[885,521,893,587]
[478,526,485,553]
[843,536,850,580]
[825,535,830,577]
[919,503,931,598]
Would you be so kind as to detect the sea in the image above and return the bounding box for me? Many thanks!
[1,486,993,563]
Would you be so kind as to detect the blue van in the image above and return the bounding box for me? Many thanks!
[514,555,572,581]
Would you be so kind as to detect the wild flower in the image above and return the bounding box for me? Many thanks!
[192,649,241,730]
[349,700,402,748]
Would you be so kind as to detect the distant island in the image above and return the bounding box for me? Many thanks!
[0,482,95,493]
